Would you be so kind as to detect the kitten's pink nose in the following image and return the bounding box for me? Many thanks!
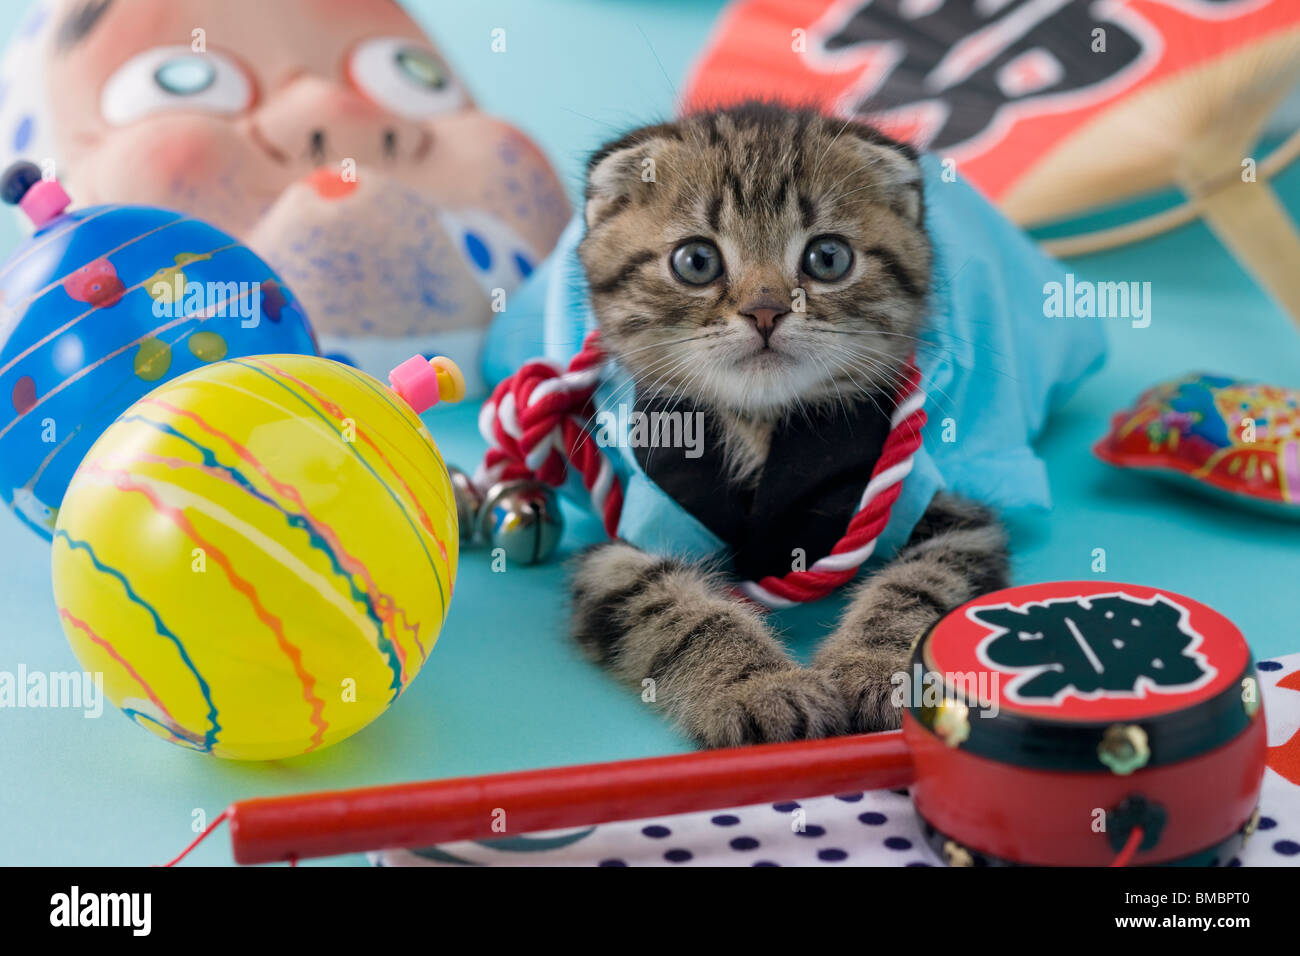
[739,299,790,345]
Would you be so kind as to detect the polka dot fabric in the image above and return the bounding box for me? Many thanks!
[374,787,927,867]
[374,655,1300,867]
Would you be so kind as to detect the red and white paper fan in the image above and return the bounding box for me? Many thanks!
[684,0,1300,324]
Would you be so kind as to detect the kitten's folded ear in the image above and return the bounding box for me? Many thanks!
[845,125,925,224]
[585,125,678,229]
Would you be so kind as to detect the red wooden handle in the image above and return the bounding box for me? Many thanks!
[228,730,914,864]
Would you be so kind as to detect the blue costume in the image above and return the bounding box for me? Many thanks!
[484,157,1106,579]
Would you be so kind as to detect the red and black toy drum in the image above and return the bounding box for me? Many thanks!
[903,581,1266,866]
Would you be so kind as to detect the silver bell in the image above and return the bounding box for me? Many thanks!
[446,465,484,542]
[476,479,564,565]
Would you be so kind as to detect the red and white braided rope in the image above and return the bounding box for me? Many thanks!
[476,332,623,535]
[476,331,926,607]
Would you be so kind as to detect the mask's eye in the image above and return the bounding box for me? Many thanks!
[802,236,854,282]
[101,47,254,125]
[349,37,466,118]
[671,240,724,286]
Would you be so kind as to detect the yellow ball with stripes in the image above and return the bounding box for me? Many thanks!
[50,355,459,760]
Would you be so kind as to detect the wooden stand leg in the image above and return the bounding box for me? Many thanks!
[1176,75,1300,332]
[1193,176,1300,329]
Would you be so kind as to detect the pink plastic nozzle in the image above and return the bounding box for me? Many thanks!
[19,179,71,228]
[388,355,467,414]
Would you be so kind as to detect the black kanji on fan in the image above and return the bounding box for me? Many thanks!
[974,595,1210,700]
[821,0,1144,150]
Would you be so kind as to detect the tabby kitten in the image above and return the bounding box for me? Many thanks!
[571,103,1009,748]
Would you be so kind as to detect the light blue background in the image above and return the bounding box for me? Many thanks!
[1,0,1298,866]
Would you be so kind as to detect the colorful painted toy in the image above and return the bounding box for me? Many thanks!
[163,581,1265,866]
[0,0,569,388]
[1094,373,1300,514]
[50,353,462,761]
[0,161,318,539]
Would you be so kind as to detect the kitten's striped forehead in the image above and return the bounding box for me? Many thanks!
[585,103,923,254]
[694,106,916,217]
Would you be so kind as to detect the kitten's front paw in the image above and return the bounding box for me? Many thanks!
[819,651,910,734]
[689,668,849,748]
[569,540,682,663]
[569,540,691,606]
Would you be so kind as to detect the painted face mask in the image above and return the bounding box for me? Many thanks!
[0,0,570,390]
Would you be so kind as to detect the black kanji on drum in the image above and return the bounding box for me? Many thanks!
[973,594,1211,701]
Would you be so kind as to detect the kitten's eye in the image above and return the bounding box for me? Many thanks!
[670,240,724,286]
[802,236,854,282]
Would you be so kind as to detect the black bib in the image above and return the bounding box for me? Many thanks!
[633,394,892,581]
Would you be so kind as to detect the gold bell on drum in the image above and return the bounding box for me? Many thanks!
[1097,723,1151,776]
[474,479,565,566]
